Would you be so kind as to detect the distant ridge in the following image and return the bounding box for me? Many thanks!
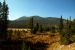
[8,16,63,28]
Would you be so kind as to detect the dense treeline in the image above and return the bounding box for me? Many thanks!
[28,16,75,45]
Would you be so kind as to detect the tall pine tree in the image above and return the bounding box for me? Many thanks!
[29,17,34,33]
[59,16,63,33]
[0,0,8,40]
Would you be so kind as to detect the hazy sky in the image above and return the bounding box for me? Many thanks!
[0,0,75,20]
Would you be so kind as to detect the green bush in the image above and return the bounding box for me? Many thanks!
[60,32,70,45]
[70,35,75,42]
[51,26,56,33]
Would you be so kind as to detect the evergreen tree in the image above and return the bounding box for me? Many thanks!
[59,16,63,33]
[39,24,43,33]
[67,18,69,25]
[60,16,73,44]
[68,16,73,43]
[51,26,56,33]
[66,17,72,44]
[72,19,75,32]
[59,16,67,44]
[36,23,39,31]
[29,17,34,33]
[0,0,9,40]
[69,16,71,33]
[0,2,2,34]
[66,18,69,33]
[33,23,39,34]
[69,19,75,42]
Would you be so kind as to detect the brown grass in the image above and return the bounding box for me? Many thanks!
[8,28,75,50]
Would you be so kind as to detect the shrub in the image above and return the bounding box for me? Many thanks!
[51,26,56,33]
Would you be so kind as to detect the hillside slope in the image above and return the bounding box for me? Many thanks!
[8,16,65,28]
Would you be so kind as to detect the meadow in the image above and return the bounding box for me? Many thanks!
[7,27,75,50]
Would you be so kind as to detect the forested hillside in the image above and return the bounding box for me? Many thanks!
[8,16,64,28]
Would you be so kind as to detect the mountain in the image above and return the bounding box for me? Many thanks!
[8,16,62,28]
[15,16,61,24]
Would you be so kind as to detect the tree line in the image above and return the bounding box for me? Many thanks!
[59,16,75,45]
[29,16,75,45]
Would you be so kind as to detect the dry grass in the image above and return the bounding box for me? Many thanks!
[17,32,60,44]
[8,28,75,50]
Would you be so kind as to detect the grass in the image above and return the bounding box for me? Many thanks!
[7,28,75,50]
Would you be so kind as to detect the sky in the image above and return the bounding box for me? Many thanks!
[0,0,75,20]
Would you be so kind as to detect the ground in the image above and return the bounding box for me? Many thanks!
[8,28,75,50]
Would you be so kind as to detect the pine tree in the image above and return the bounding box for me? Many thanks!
[33,23,39,34]
[29,17,34,33]
[68,16,73,43]
[36,23,39,31]
[69,16,71,32]
[0,2,2,34]
[51,26,56,33]
[39,24,43,33]
[59,16,67,44]
[67,18,69,25]
[0,0,8,40]
[59,16,63,33]
[60,16,73,44]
